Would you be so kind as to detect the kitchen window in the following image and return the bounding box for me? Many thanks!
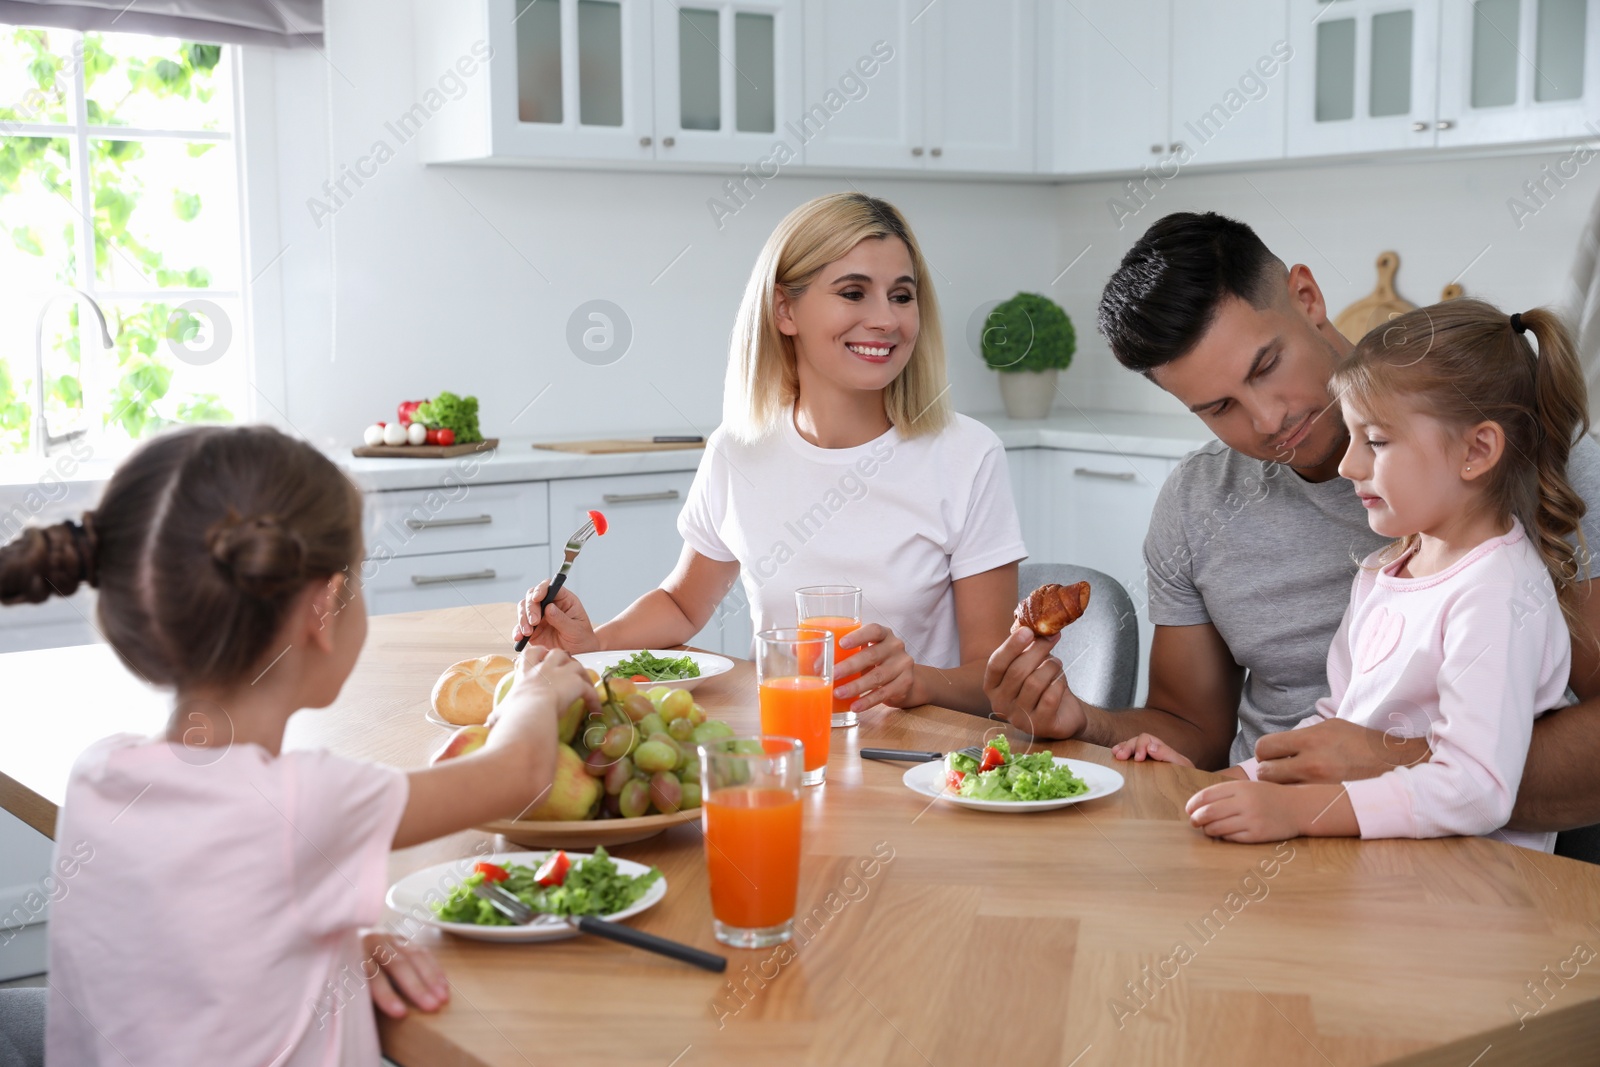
[0,24,248,458]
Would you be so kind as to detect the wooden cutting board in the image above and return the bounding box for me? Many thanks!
[351,438,498,459]
[533,438,705,454]
[1334,251,1416,342]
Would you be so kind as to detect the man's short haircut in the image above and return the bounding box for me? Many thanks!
[1097,212,1286,375]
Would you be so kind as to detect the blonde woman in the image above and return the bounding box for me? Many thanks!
[514,193,1025,715]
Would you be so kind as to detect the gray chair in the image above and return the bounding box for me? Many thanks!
[1017,562,1139,709]
[0,988,45,1067]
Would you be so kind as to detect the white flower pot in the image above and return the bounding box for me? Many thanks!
[997,369,1058,420]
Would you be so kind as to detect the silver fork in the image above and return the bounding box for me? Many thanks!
[470,881,726,971]
[515,515,601,652]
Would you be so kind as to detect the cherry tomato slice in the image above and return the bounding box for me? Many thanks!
[978,745,1005,773]
[474,862,509,883]
[946,768,967,791]
[630,674,650,683]
[535,850,571,887]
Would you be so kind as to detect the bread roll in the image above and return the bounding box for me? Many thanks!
[1013,582,1091,636]
[431,654,514,725]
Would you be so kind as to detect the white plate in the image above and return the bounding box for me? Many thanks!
[385,850,668,943]
[576,650,734,692]
[902,757,1124,812]
[423,705,472,730]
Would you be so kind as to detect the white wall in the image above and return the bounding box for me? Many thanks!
[256,0,1600,446]
[1050,151,1600,417]
[255,0,1064,450]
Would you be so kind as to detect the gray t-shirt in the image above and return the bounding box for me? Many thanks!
[1143,434,1600,764]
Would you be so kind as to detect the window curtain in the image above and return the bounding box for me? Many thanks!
[0,0,322,48]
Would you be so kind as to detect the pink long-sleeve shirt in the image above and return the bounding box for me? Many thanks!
[1240,517,1568,852]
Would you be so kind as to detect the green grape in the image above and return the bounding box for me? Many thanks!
[634,740,678,775]
[668,717,696,743]
[679,782,702,810]
[618,778,650,818]
[601,724,637,759]
[605,755,635,796]
[638,712,667,739]
[649,771,682,813]
[660,688,696,722]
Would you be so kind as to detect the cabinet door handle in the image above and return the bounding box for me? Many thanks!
[1168,141,1183,153]
[405,514,492,530]
[1150,144,1163,154]
[639,136,652,147]
[911,146,924,156]
[602,490,681,504]
[1073,467,1136,482]
[411,568,497,586]
[662,136,676,147]
[930,146,942,157]
[1435,119,1454,130]
[1411,120,1429,132]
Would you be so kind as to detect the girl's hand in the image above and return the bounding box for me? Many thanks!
[1185,780,1301,843]
[833,623,921,711]
[362,930,449,1018]
[487,648,600,749]
[512,580,601,654]
[1111,733,1194,767]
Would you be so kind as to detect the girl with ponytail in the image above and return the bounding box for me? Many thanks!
[1131,300,1591,851]
[0,424,599,1066]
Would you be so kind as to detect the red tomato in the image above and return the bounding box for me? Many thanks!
[945,768,966,791]
[978,745,1005,773]
[424,428,441,445]
[474,862,509,883]
[437,428,456,446]
[535,851,571,887]
[630,674,649,683]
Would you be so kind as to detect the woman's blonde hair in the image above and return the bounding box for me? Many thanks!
[723,192,951,442]
[1332,299,1593,648]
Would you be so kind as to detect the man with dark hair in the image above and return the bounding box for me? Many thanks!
[984,211,1600,838]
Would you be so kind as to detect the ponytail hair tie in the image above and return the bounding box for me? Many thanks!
[1510,312,1526,335]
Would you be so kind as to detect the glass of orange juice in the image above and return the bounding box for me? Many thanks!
[796,585,863,728]
[756,628,833,786]
[700,736,804,948]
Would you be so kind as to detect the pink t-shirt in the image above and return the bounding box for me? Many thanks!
[1240,517,1568,852]
[47,734,408,1066]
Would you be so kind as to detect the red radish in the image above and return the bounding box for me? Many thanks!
[588,510,608,536]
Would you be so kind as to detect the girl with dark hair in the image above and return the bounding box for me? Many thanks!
[0,424,598,1065]
[1123,301,1590,851]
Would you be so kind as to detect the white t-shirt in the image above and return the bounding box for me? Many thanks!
[47,735,408,1067]
[678,412,1027,666]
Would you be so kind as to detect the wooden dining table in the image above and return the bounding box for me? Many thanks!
[4,603,1600,1066]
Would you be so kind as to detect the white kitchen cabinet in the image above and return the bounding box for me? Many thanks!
[0,806,53,981]
[414,0,657,164]
[803,0,1036,174]
[1168,0,1291,166]
[1435,0,1599,148]
[650,0,804,165]
[1049,0,1171,174]
[1006,447,1048,561]
[362,543,551,617]
[1029,449,1176,706]
[547,473,723,651]
[363,481,549,561]
[1286,0,1442,156]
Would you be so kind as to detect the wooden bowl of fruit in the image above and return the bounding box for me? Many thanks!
[432,672,735,849]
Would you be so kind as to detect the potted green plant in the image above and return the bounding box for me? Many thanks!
[980,292,1075,420]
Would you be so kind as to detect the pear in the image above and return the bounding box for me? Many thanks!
[521,743,602,821]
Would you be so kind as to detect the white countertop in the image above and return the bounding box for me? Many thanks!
[0,410,1215,497]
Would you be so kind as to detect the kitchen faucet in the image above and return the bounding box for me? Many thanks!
[33,289,113,458]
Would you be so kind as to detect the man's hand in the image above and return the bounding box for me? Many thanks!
[1254,718,1429,785]
[983,628,1085,739]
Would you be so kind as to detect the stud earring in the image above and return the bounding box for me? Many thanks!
[1465,466,1472,472]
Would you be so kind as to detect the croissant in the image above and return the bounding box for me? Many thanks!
[1013,582,1091,636]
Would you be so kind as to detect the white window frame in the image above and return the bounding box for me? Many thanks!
[2,26,256,451]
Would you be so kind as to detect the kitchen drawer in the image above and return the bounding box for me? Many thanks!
[547,472,720,651]
[363,481,549,560]
[362,544,550,616]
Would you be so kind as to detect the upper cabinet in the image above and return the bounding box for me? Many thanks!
[1288,0,1597,157]
[1052,0,1289,175]
[803,0,1036,174]
[651,0,804,164]
[1435,0,1598,147]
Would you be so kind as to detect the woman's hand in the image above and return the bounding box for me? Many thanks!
[512,579,601,654]
[833,623,921,711]
[361,930,449,1019]
[1186,780,1303,843]
[1111,733,1194,767]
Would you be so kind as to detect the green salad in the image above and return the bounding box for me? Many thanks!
[945,735,1089,802]
[610,650,701,680]
[432,848,661,925]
